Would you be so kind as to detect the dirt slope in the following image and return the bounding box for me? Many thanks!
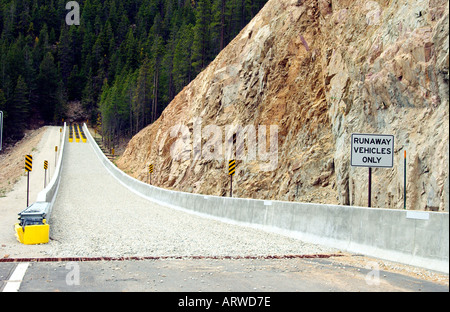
[0,128,47,197]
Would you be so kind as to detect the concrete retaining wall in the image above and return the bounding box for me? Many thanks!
[84,124,449,273]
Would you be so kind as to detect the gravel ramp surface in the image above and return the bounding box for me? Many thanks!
[46,136,337,258]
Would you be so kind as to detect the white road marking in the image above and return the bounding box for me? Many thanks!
[2,262,29,292]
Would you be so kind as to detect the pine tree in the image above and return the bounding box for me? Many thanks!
[81,68,96,121]
[0,89,6,135]
[150,34,165,123]
[1,1,16,42]
[134,57,151,132]
[124,27,138,70]
[191,0,212,74]
[67,65,84,101]
[11,75,30,138]
[210,0,225,54]
[0,89,5,112]
[220,0,227,51]
[173,23,193,94]
[37,52,60,122]
[58,25,73,85]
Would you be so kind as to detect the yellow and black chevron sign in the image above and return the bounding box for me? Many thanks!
[229,160,236,176]
[149,164,154,173]
[25,155,33,172]
[44,160,48,170]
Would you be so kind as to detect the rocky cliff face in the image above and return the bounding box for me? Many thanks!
[117,0,449,211]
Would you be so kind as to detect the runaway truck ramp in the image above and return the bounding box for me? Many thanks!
[83,123,449,274]
[37,123,337,259]
[12,122,447,274]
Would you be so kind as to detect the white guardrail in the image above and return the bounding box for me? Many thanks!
[83,123,449,273]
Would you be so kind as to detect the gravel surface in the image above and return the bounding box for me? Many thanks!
[40,136,339,258]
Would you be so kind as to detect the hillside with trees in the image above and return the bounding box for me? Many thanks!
[0,0,267,143]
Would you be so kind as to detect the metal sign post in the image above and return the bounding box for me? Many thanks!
[404,150,407,210]
[228,134,237,198]
[368,167,372,207]
[149,164,154,185]
[351,133,394,208]
[25,155,33,207]
[229,160,236,197]
[44,160,48,188]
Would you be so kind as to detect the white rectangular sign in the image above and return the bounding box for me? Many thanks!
[351,133,394,168]
[406,211,430,220]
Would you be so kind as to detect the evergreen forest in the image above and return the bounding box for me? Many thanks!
[0,0,268,143]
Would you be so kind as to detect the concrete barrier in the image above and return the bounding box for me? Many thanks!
[84,123,449,273]
[35,123,67,218]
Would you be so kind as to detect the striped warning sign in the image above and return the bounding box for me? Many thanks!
[44,160,48,170]
[149,164,154,173]
[25,155,33,172]
[229,160,236,176]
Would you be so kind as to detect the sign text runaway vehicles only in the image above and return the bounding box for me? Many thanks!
[351,133,394,168]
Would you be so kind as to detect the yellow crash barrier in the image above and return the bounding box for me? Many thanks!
[16,202,51,245]
[15,220,49,245]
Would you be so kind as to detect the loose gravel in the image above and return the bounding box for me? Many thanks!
[44,137,338,258]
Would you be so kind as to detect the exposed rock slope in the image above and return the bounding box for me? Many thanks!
[117,0,449,211]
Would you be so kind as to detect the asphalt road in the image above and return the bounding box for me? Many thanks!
[1,255,448,293]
